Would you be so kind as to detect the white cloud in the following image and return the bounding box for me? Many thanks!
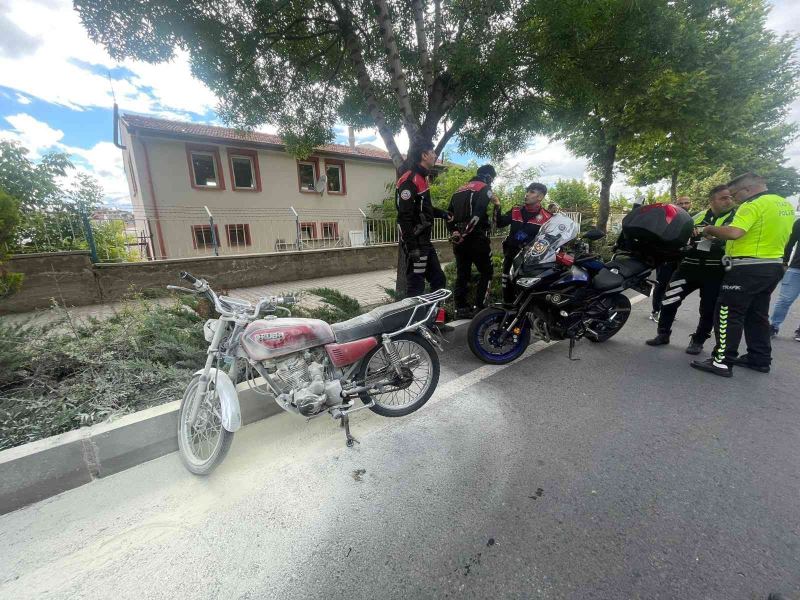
[0,112,64,156]
[0,0,217,117]
[0,112,129,206]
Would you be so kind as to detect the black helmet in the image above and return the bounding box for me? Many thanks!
[476,164,497,180]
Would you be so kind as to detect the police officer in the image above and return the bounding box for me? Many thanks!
[396,142,450,298]
[447,164,496,318]
[691,173,795,377]
[646,185,736,353]
[494,182,553,305]
[650,195,693,321]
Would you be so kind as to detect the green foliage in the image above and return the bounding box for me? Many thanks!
[680,166,733,209]
[92,220,136,262]
[0,140,72,211]
[0,296,208,450]
[0,188,23,297]
[442,254,504,311]
[75,0,549,168]
[300,287,363,322]
[617,0,800,197]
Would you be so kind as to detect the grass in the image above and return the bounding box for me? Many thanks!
[0,288,365,451]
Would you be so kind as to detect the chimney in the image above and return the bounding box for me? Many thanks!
[348,126,355,150]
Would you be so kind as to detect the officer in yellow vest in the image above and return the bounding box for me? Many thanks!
[646,185,736,353]
[691,173,795,377]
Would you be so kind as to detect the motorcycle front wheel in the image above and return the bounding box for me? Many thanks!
[177,374,234,475]
[468,307,531,364]
[358,332,440,417]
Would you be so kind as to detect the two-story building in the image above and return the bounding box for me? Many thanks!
[119,115,399,259]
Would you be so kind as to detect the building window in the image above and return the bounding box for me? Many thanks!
[186,144,225,190]
[297,159,319,192]
[226,223,252,247]
[127,154,138,196]
[321,222,339,239]
[325,160,346,194]
[191,224,220,249]
[300,222,317,240]
[227,148,261,191]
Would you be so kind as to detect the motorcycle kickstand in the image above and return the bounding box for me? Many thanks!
[568,336,580,361]
[338,413,359,447]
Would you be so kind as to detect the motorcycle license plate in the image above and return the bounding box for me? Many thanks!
[631,280,653,297]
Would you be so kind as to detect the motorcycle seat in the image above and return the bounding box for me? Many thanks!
[591,268,625,291]
[331,298,425,343]
[604,255,651,278]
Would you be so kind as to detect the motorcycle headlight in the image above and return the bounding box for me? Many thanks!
[516,277,541,289]
[204,318,220,342]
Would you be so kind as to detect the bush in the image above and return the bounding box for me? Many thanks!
[0,288,367,450]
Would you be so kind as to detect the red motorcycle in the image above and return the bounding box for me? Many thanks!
[168,272,450,475]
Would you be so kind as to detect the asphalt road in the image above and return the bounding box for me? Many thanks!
[1,292,799,600]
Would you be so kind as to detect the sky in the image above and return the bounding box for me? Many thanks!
[0,0,798,209]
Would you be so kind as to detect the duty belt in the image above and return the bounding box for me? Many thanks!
[721,256,783,271]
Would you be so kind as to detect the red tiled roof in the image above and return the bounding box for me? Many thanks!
[122,114,395,162]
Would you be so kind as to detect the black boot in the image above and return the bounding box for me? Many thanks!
[690,357,732,378]
[645,333,670,346]
[685,335,704,355]
[729,354,770,373]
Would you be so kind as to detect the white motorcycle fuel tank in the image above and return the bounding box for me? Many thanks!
[241,318,335,361]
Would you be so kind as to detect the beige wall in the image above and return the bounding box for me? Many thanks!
[125,132,397,260]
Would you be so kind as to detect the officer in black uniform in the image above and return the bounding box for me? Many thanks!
[650,195,693,321]
[447,164,496,318]
[494,182,553,305]
[646,185,736,354]
[396,142,450,298]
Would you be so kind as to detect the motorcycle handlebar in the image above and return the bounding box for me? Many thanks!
[179,271,198,284]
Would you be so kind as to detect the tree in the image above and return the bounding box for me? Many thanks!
[76,0,548,171]
[0,189,23,298]
[618,0,800,201]
[0,141,71,211]
[547,179,599,222]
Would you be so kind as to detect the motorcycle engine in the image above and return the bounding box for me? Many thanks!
[272,352,342,416]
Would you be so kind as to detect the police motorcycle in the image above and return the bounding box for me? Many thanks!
[468,213,656,364]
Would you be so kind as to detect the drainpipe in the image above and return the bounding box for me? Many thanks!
[112,102,126,150]
[348,126,355,150]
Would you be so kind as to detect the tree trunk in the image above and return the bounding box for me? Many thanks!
[597,144,617,232]
[670,169,678,203]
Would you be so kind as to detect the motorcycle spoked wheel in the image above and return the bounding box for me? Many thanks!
[177,374,234,475]
[357,332,440,417]
[585,293,631,343]
[468,307,531,364]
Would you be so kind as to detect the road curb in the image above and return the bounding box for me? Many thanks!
[0,384,281,515]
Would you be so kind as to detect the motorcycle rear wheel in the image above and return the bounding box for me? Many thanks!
[358,332,439,417]
[585,293,631,343]
[178,375,234,475]
[468,307,530,364]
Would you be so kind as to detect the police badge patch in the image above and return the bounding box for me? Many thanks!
[400,189,412,200]
[486,190,493,198]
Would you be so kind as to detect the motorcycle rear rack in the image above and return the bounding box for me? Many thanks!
[385,288,452,339]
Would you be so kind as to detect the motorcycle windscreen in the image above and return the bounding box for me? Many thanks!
[521,214,579,269]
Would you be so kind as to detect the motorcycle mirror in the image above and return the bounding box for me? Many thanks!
[582,229,606,242]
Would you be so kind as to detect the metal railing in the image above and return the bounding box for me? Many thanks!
[6,207,588,263]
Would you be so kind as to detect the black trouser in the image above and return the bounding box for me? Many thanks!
[453,235,493,310]
[652,262,678,313]
[405,246,446,298]
[711,263,785,367]
[656,264,724,341]
[501,251,520,304]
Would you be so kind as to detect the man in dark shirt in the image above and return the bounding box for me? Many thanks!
[770,217,800,341]
[447,164,496,318]
[493,182,553,305]
[395,142,450,298]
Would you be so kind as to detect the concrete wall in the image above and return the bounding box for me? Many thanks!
[1,240,505,315]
